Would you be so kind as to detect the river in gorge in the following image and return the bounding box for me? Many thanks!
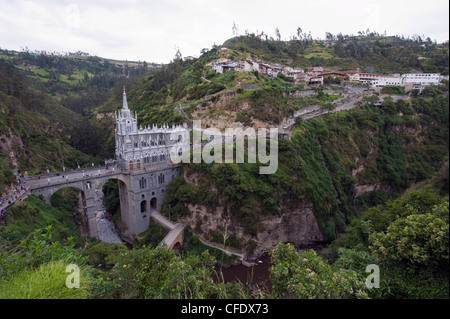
[216,253,272,288]
[92,187,122,244]
[215,242,330,293]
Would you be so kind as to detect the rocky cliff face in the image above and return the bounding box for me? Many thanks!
[181,202,326,259]
[254,205,326,255]
[180,169,326,259]
[0,129,24,168]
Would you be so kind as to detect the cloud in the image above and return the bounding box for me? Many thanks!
[0,0,448,63]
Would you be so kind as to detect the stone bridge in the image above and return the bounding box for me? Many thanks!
[151,209,185,249]
[28,164,184,248]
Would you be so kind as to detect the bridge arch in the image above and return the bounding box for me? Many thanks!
[30,173,129,239]
[150,197,157,210]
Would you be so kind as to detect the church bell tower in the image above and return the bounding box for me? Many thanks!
[115,87,137,167]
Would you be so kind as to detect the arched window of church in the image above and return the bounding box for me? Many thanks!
[158,173,165,184]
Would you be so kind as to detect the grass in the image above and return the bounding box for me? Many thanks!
[0,194,84,247]
[16,65,94,86]
[60,70,93,85]
[208,107,226,117]
[295,97,316,108]
[304,50,334,60]
[0,259,91,299]
[28,67,50,77]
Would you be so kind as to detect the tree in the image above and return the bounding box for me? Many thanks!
[325,32,334,41]
[320,101,335,114]
[295,116,304,126]
[297,27,303,40]
[106,245,246,299]
[369,202,449,270]
[192,59,204,83]
[269,243,369,299]
[232,21,239,36]
[409,89,420,98]
[275,28,281,41]
[174,47,182,61]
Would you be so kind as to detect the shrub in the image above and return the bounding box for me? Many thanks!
[107,245,243,298]
[85,242,128,269]
[369,202,449,269]
[269,243,369,299]
[381,86,405,95]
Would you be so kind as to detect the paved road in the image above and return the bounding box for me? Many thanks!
[279,92,411,132]
[303,94,410,120]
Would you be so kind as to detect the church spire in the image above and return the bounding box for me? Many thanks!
[122,86,129,110]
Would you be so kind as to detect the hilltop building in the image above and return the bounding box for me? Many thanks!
[402,73,441,86]
[371,75,403,87]
[209,56,443,91]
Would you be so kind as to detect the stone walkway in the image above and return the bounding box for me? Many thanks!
[151,209,176,230]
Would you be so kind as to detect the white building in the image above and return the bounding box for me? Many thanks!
[115,88,189,170]
[371,75,403,87]
[403,73,440,86]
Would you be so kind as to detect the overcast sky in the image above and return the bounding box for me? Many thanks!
[0,0,448,63]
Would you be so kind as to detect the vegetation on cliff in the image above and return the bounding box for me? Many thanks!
[163,88,449,242]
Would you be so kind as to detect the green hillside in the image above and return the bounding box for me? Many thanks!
[0,60,100,184]
[222,34,449,74]
[0,49,160,115]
